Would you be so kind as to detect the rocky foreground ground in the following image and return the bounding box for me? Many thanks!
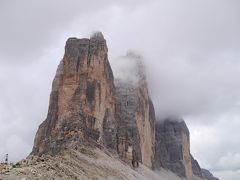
[0,145,186,180]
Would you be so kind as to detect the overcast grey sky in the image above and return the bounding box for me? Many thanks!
[0,0,240,179]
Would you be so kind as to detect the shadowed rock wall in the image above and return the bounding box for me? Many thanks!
[154,119,193,180]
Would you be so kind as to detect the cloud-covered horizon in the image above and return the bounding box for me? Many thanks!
[0,1,240,179]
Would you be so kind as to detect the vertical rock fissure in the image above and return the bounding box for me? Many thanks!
[87,41,91,65]
[76,55,80,72]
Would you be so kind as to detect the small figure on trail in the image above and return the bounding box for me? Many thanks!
[5,154,8,164]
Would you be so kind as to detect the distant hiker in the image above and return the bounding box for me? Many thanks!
[5,154,8,164]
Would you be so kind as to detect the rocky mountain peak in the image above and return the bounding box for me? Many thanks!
[90,31,105,40]
[32,32,116,155]
[26,33,219,180]
[154,119,193,180]
[113,52,147,87]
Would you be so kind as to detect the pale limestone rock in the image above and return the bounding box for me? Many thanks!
[32,34,116,155]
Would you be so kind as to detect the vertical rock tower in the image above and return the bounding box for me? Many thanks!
[115,53,155,168]
[154,119,193,180]
[32,32,116,155]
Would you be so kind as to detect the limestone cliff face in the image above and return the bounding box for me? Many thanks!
[32,32,116,155]
[154,119,193,180]
[115,80,155,168]
[29,32,219,180]
[153,119,219,180]
[31,34,155,169]
[191,155,204,179]
[115,54,155,168]
[201,169,219,180]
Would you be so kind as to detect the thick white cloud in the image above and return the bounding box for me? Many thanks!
[187,111,240,178]
[217,153,240,170]
[0,1,239,179]
[214,170,240,180]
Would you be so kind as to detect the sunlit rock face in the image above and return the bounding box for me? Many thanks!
[30,29,157,170]
[32,32,117,155]
[31,34,156,169]
[154,119,193,180]
[114,54,155,168]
